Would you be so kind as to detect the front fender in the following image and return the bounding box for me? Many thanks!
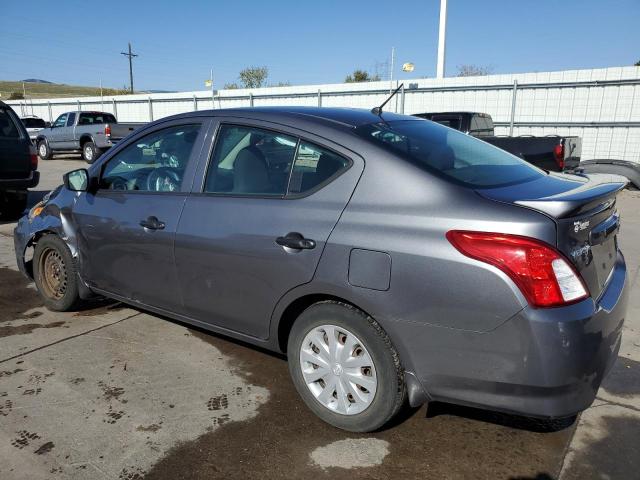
[13,189,93,299]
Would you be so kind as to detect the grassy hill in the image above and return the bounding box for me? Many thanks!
[0,81,130,100]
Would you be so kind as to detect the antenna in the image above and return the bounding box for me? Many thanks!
[371,83,404,116]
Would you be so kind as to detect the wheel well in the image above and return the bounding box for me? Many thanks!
[277,293,363,354]
[22,230,57,279]
[79,136,93,147]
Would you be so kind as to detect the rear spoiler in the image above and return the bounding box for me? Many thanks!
[515,174,627,218]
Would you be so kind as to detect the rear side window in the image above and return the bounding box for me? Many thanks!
[287,141,349,194]
[21,117,46,128]
[356,120,545,188]
[79,112,116,125]
[204,125,298,196]
[0,109,22,139]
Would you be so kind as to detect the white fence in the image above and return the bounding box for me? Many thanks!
[9,66,640,162]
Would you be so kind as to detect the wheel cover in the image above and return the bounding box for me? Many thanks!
[84,145,93,160]
[39,248,67,300]
[39,143,47,157]
[299,324,377,415]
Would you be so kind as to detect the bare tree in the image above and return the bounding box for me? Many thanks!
[224,82,240,89]
[345,69,381,83]
[635,60,640,66]
[238,66,269,88]
[456,64,494,77]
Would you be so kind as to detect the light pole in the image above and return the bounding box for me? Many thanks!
[436,0,448,79]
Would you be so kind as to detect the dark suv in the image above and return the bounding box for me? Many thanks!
[0,101,39,218]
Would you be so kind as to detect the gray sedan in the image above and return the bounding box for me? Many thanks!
[14,107,628,432]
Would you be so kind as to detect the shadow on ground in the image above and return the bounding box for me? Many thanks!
[142,324,575,480]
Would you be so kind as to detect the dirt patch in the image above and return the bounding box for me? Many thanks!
[0,267,43,323]
[98,381,126,401]
[0,321,65,338]
[137,424,162,433]
[34,441,55,455]
[143,329,575,480]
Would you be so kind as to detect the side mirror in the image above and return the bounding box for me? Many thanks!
[45,122,51,128]
[63,168,89,192]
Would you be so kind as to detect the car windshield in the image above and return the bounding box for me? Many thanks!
[355,120,546,188]
[21,117,46,128]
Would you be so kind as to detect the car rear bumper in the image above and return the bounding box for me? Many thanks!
[0,170,40,190]
[404,250,627,418]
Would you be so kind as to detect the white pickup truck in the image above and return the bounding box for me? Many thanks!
[35,111,143,163]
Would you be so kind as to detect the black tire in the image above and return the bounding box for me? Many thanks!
[33,235,82,311]
[81,141,101,164]
[287,301,406,432]
[0,190,28,220]
[37,140,52,160]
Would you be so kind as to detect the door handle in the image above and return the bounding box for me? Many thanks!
[276,232,316,250]
[139,216,166,230]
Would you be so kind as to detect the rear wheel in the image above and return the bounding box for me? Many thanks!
[287,301,406,432]
[82,141,101,163]
[33,235,82,311]
[37,141,52,160]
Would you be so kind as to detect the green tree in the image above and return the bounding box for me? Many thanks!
[238,66,269,88]
[345,69,381,83]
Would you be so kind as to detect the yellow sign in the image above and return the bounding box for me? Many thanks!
[402,63,415,73]
[205,79,213,87]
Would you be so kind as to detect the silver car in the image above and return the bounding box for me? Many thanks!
[14,107,628,432]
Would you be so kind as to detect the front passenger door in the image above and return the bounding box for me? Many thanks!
[73,120,208,312]
[48,113,68,148]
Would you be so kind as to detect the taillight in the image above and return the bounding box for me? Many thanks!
[30,153,38,170]
[446,231,588,308]
[553,143,565,170]
[104,124,111,137]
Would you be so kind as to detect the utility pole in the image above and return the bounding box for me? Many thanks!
[120,42,138,94]
[436,0,448,78]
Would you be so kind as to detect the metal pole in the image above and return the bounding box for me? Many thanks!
[210,68,215,109]
[249,93,253,107]
[148,97,153,121]
[77,99,81,111]
[112,98,118,118]
[317,89,322,107]
[400,84,405,114]
[436,0,448,78]
[193,94,197,111]
[47,102,52,123]
[509,80,518,136]
[390,47,395,93]
[100,78,104,110]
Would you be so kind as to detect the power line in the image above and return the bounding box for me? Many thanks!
[120,42,138,94]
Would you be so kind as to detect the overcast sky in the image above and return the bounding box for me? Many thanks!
[2,0,639,91]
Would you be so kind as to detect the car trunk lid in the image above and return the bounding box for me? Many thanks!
[477,171,626,299]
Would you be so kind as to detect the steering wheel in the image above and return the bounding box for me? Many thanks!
[108,176,129,190]
[146,167,181,192]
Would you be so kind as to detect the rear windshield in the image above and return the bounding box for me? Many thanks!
[78,112,116,125]
[0,108,23,139]
[355,120,545,188]
[21,117,46,128]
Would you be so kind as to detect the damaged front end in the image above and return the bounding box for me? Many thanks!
[13,185,94,299]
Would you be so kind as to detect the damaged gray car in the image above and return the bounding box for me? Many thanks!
[15,107,628,432]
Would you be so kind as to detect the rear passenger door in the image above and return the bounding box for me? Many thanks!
[174,119,364,339]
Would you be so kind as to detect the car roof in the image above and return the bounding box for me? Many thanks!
[166,106,414,129]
